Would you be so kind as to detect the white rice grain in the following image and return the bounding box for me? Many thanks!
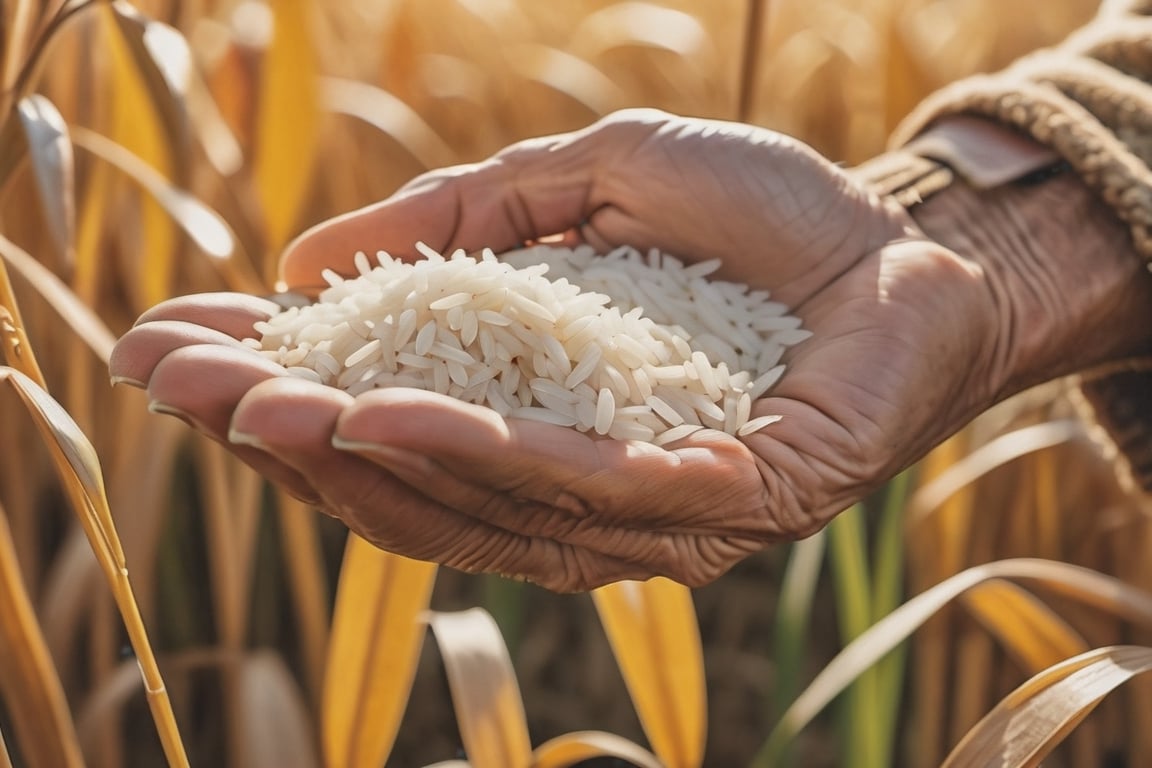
[253,244,809,444]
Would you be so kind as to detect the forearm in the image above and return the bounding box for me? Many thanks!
[905,139,1152,399]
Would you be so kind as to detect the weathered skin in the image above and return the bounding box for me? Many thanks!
[110,109,1152,592]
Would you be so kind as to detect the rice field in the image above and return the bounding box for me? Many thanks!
[5,0,1152,766]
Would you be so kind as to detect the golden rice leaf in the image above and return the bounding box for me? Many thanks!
[0,367,189,767]
[962,579,1090,675]
[426,608,533,768]
[0,233,114,363]
[108,0,193,164]
[253,0,321,255]
[323,536,437,768]
[100,1,177,307]
[0,503,84,768]
[753,558,1152,766]
[592,578,706,768]
[942,645,1152,767]
[16,94,74,264]
[69,126,262,293]
[322,77,455,170]
[236,652,320,767]
[531,730,663,768]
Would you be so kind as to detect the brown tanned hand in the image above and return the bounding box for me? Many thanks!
[108,109,1152,592]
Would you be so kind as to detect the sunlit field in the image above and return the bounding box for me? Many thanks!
[7,1,1152,766]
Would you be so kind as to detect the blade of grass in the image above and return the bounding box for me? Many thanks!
[16,94,74,265]
[592,578,706,768]
[323,536,437,768]
[0,367,189,766]
[827,503,884,768]
[751,557,1152,767]
[771,531,826,767]
[482,575,525,662]
[531,730,662,768]
[427,608,533,768]
[0,501,84,767]
[942,646,1152,767]
[871,470,910,767]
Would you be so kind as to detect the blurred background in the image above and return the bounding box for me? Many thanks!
[7,0,1152,766]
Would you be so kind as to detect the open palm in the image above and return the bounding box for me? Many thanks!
[111,110,1002,590]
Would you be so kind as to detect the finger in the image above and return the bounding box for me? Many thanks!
[133,292,280,338]
[228,377,645,590]
[110,321,252,388]
[278,111,669,291]
[330,389,770,536]
[145,344,316,501]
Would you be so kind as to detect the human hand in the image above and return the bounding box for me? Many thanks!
[110,109,1152,590]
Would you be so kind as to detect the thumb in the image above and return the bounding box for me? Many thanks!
[276,113,663,291]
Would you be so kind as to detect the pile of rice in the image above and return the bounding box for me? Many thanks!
[246,243,810,446]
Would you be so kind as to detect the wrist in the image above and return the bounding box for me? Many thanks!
[909,166,1152,399]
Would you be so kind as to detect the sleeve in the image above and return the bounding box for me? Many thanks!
[888,0,1152,491]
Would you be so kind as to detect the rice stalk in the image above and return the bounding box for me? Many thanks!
[827,503,884,768]
[770,530,825,768]
[752,557,1152,766]
[870,469,910,765]
[275,492,330,700]
[0,499,84,767]
[737,0,767,121]
[0,367,189,766]
[592,578,706,768]
[483,575,526,662]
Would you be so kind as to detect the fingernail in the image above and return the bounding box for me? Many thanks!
[331,436,429,475]
[147,401,196,428]
[111,374,146,389]
[228,428,267,450]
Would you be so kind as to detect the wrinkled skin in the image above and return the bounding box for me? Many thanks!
[110,109,1145,591]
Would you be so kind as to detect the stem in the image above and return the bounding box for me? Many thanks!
[737,0,767,122]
